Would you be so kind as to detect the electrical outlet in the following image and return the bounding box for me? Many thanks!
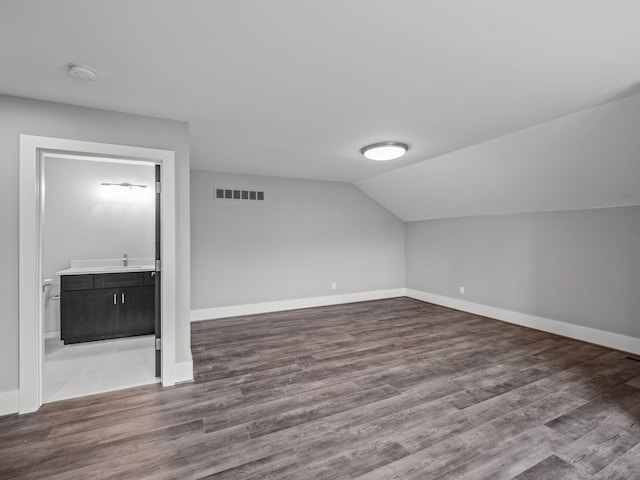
[331,282,337,290]
[459,286,465,294]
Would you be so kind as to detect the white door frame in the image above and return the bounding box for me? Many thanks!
[19,135,177,414]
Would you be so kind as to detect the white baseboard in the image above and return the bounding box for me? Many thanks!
[406,288,640,356]
[191,288,407,321]
[174,358,194,384]
[0,390,19,416]
[44,330,60,339]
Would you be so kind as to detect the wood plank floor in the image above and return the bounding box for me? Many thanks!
[2,297,640,479]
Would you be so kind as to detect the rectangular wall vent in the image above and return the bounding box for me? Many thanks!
[215,188,265,201]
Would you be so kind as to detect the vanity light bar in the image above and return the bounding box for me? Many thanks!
[101,182,147,189]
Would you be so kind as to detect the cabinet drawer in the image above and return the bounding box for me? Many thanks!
[94,272,144,288]
[61,274,94,291]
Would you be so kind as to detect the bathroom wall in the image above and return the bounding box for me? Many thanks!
[43,158,156,335]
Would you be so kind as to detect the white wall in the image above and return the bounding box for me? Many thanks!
[43,158,155,334]
[406,206,640,339]
[190,171,405,311]
[0,94,191,396]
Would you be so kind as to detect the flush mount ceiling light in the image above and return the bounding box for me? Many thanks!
[68,63,97,81]
[360,141,409,161]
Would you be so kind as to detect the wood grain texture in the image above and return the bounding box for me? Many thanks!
[1,297,640,479]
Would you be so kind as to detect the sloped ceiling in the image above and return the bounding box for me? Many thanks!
[1,1,640,218]
[356,93,640,221]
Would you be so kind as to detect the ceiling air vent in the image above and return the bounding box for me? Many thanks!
[215,188,264,201]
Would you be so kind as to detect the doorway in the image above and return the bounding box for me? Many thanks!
[19,136,177,414]
[42,157,157,402]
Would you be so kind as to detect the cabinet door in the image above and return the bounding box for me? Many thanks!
[61,289,119,344]
[119,286,155,337]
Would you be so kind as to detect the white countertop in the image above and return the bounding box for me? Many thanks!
[56,265,155,276]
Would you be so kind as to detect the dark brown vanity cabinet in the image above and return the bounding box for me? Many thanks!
[60,272,155,344]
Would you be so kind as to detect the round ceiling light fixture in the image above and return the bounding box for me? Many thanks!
[68,63,97,81]
[360,141,409,161]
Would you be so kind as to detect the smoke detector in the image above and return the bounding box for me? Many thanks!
[68,64,97,81]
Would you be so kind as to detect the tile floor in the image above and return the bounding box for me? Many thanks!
[44,335,158,403]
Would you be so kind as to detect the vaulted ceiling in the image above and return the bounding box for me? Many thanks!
[2,1,640,218]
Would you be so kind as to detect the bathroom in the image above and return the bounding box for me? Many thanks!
[43,156,158,402]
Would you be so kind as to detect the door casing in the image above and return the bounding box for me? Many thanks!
[19,135,177,413]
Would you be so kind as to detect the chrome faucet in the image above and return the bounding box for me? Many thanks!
[122,253,128,266]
